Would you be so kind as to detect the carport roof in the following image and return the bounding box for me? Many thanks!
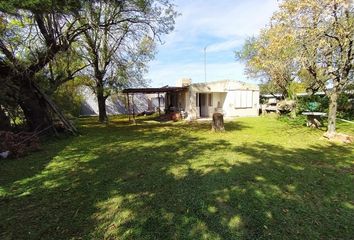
[123,86,188,94]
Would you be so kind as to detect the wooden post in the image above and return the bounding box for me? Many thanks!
[158,93,161,116]
[132,93,136,124]
[127,93,131,122]
[32,82,78,134]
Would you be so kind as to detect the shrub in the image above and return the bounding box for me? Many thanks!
[296,95,329,114]
[296,94,353,120]
[52,81,83,117]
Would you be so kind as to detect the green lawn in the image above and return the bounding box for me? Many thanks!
[0,116,353,240]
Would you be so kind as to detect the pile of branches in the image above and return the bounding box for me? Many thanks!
[0,131,41,158]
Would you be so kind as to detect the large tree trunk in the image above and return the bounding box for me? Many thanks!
[97,86,108,123]
[326,91,338,138]
[19,85,52,131]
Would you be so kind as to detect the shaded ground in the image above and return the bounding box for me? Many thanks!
[0,116,353,240]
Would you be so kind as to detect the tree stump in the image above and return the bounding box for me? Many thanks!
[212,113,225,132]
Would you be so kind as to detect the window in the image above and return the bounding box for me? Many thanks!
[234,90,253,108]
[208,93,213,106]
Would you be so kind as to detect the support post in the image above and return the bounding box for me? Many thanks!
[32,82,77,134]
[127,93,131,122]
[132,93,136,124]
[158,93,161,116]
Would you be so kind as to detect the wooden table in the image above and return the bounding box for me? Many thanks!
[302,112,327,128]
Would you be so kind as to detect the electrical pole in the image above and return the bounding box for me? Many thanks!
[204,45,207,83]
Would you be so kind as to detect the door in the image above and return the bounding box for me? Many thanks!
[199,93,208,117]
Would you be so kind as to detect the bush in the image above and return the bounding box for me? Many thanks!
[337,95,354,120]
[52,81,83,117]
[296,94,353,120]
[296,95,329,114]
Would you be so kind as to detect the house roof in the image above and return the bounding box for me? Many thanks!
[123,86,188,94]
[123,80,259,94]
[190,80,259,92]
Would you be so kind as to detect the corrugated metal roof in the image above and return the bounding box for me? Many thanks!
[123,86,188,94]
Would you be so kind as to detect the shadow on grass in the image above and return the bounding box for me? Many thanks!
[0,118,353,239]
[0,134,76,191]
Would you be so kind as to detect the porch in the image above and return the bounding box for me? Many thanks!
[122,86,188,122]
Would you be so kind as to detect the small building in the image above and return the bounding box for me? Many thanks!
[165,79,259,119]
[124,79,259,120]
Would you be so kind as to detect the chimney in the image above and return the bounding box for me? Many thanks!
[176,78,192,87]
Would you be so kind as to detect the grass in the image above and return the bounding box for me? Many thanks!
[0,116,353,240]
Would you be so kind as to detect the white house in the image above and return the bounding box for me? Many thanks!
[165,79,259,119]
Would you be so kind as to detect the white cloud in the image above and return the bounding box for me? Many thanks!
[147,0,280,86]
[206,39,244,53]
[162,0,278,47]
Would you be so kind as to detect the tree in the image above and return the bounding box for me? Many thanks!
[274,0,354,137]
[0,0,87,130]
[77,0,176,122]
[237,0,354,137]
[235,24,298,98]
[37,47,89,96]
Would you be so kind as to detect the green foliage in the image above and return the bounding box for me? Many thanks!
[52,80,83,117]
[296,94,353,120]
[297,95,329,113]
[0,117,353,239]
[78,0,176,122]
[337,94,354,120]
[259,82,282,95]
[287,82,306,100]
[235,25,298,97]
[0,0,92,130]
[0,0,82,13]
[34,46,88,95]
[235,37,257,63]
[274,0,354,92]
[0,0,176,128]
[238,0,354,134]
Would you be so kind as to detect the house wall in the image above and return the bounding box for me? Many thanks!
[184,80,259,119]
[203,92,226,117]
[222,90,259,117]
[179,91,187,110]
[210,92,226,114]
[185,89,199,119]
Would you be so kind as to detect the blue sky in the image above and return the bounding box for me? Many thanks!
[147,0,279,87]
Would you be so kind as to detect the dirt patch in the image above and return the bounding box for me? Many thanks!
[323,132,354,144]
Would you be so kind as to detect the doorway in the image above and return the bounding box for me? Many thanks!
[199,93,208,118]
